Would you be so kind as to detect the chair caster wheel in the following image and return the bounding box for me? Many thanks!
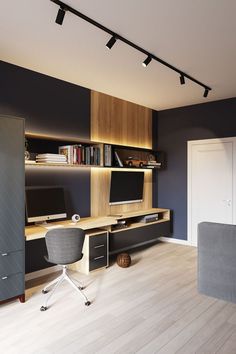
[40,306,47,311]
[42,290,48,294]
[79,286,84,290]
[85,301,91,306]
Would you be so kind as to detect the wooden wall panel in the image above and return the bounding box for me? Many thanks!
[91,90,153,217]
[91,91,152,149]
[91,169,152,217]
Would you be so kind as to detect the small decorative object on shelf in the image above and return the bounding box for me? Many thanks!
[116,253,131,268]
[124,157,144,168]
[25,138,30,160]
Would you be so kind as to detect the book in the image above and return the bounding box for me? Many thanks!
[58,145,73,164]
[114,150,123,167]
[104,144,112,166]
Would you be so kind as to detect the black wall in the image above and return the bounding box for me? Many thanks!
[0,61,90,139]
[0,61,91,219]
[157,97,236,240]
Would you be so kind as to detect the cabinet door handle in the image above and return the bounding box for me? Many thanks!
[1,253,8,256]
[1,276,8,280]
[94,244,105,249]
[94,255,105,260]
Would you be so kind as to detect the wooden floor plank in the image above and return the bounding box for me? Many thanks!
[1,242,236,354]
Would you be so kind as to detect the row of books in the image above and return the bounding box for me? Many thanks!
[58,145,101,165]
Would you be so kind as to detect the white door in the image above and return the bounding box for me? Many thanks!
[188,139,233,246]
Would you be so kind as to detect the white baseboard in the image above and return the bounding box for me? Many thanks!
[25,265,60,281]
[159,236,191,246]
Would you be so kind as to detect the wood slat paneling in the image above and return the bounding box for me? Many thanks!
[91,91,152,149]
[91,168,152,217]
[90,91,153,217]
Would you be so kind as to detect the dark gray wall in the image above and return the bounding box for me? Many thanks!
[157,97,236,240]
[0,60,90,139]
[0,61,91,219]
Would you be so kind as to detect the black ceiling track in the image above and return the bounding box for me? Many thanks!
[50,0,212,96]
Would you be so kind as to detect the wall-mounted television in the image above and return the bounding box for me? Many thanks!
[109,171,144,205]
[25,186,67,224]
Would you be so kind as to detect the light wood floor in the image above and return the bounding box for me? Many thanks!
[1,242,236,354]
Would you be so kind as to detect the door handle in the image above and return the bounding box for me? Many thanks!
[223,199,232,206]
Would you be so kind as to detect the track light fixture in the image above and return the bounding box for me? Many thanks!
[106,36,117,50]
[180,74,185,85]
[55,6,66,25]
[50,0,212,96]
[203,88,209,98]
[142,55,152,67]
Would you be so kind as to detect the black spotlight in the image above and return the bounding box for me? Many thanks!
[203,88,209,98]
[106,36,117,50]
[142,55,152,67]
[180,74,185,85]
[56,7,66,25]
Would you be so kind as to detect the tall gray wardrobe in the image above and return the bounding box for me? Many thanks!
[0,116,25,303]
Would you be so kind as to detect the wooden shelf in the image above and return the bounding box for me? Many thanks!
[111,218,169,233]
[110,208,170,233]
[25,162,102,168]
[25,133,165,170]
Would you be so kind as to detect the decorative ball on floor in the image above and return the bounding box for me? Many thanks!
[116,253,131,268]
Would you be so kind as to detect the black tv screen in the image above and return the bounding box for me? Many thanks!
[109,171,144,205]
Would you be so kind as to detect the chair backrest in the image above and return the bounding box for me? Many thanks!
[45,228,85,265]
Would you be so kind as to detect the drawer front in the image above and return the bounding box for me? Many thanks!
[0,250,24,277]
[89,234,108,259]
[89,233,107,248]
[0,272,24,301]
[89,255,107,272]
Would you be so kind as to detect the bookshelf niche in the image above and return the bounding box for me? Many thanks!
[24,133,165,170]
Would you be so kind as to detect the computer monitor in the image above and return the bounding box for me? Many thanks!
[25,186,67,224]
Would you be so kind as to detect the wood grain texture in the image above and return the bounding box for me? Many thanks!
[91,168,152,216]
[2,243,236,354]
[91,91,152,149]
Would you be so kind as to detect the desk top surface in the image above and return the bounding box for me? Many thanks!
[25,216,118,241]
[25,208,169,241]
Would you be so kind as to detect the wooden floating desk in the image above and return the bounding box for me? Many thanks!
[25,216,118,241]
[25,209,170,274]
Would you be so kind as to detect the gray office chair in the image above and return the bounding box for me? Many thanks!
[40,228,91,311]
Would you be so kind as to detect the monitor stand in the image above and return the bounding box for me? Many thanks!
[35,221,49,227]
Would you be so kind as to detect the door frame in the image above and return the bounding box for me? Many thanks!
[187,137,235,246]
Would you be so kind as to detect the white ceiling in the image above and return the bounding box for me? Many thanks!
[1,0,236,110]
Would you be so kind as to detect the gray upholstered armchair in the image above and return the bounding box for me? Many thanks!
[198,222,236,303]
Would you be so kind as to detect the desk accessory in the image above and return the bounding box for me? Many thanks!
[72,214,80,223]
